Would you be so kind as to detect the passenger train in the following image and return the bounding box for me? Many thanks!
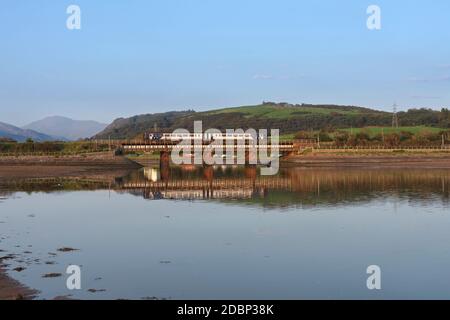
[144,132,263,142]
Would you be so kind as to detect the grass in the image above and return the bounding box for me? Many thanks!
[341,126,445,137]
[206,104,361,119]
[279,134,296,141]
[126,152,160,160]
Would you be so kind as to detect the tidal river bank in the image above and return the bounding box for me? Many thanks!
[284,152,450,168]
[0,152,142,181]
[0,152,141,168]
[0,265,37,300]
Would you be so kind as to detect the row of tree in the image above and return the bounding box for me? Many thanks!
[295,129,450,147]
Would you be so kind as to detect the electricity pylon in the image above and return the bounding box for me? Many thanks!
[392,103,399,128]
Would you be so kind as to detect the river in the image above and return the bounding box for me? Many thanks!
[1,166,450,299]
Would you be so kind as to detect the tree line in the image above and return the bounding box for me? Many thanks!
[295,129,450,147]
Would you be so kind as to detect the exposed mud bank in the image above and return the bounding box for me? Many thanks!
[0,152,142,168]
[282,153,450,168]
[0,266,38,300]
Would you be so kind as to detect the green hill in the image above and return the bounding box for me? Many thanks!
[204,103,370,118]
[94,102,450,139]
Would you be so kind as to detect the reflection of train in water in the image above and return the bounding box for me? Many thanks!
[143,132,263,142]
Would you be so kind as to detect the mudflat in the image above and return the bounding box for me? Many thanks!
[0,152,141,167]
[0,266,37,300]
[283,153,450,168]
[0,165,135,181]
[0,152,142,181]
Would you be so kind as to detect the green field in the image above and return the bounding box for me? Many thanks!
[279,126,447,141]
[341,126,444,137]
[279,133,296,141]
[206,104,362,119]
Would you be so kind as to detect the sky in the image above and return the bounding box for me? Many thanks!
[1,0,450,126]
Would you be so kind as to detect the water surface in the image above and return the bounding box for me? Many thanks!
[1,166,450,299]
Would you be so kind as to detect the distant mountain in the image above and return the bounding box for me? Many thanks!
[94,102,449,139]
[23,116,107,141]
[0,121,57,142]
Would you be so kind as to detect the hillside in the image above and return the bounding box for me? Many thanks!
[0,122,57,142]
[204,103,378,118]
[94,103,450,139]
[23,116,107,141]
[95,111,195,139]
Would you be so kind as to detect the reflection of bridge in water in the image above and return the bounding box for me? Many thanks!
[1,167,449,205]
[123,179,292,200]
[119,166,450,202]
[122,166,291,200]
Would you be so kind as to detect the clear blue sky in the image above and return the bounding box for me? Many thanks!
[1,0,449,126]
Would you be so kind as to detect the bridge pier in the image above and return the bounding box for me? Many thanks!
[245,165,257,190]
[245,149,258,165]
[160,151,170,181]
[202,165,214,199]
[203,165,214,182]
[244,165,257,180]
